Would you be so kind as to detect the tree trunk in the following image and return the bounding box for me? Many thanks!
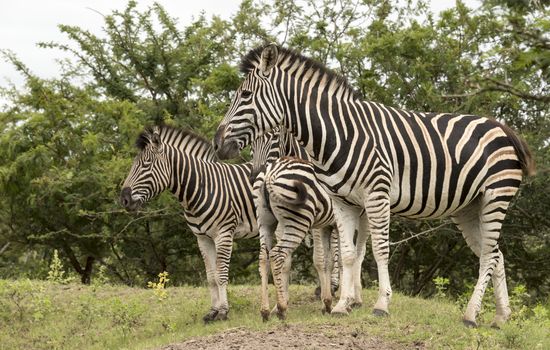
[61,243,95,285]
[81,256,95,285]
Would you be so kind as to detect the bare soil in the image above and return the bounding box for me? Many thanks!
[160,323,422,350]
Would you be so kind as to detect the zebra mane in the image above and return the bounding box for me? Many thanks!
[240,44,362,100]
[136,125,216,160]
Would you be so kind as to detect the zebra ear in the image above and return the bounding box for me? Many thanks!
[259,43,278,75]
[151,130,161,152]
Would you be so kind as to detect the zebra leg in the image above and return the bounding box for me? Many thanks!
[329,226,340,296]
[196,235,220,323]
[452,190,513,327]
[253,175,277,321]
[366,192,392,316]
[351,215,369,308]
[312,227,333,314]
[269,225,303,320]
[213,231,234,321]
[331,203,362,316]
[259,225,276,321]
[491,250,511,328]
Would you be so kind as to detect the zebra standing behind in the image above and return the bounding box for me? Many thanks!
[250,130,358,321]
[213,44,536,327]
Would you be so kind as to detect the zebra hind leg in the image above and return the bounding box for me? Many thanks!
[329,226,340,297]
[452,188,515,327]
[312,227,333,314]
[259,224,276,321]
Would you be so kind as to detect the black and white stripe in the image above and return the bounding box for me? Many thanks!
[251,129,346,320]
[214,44,535,327]
[121,125,257,323]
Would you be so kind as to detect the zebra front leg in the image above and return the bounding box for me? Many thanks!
[312,228,333,314]
[213,231,235,321]
[351,215,369,309]
[331,203,362,316]
[196,235,221,323]
[366,192,392,316]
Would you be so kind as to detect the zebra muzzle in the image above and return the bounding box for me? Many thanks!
[213,125,240,160]
[120,187,140,212]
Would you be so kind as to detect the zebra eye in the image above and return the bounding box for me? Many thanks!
[241,90,253,99]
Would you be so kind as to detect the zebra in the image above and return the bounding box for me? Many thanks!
[213,44,536,327]
[250,131,358,321]
[121,125,258,323]
[120,124,341,322]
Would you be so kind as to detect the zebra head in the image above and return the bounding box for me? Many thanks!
[121,126,172,211]
[249,128,283,183]
[214,43,286,160]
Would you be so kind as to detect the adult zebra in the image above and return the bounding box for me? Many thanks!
[121,125,257,322]
[213,44,535,327]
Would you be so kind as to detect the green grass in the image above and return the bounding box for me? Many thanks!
[0,279,548,349]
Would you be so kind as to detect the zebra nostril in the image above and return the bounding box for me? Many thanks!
[120,187,132,208]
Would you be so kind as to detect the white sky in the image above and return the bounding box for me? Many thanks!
[0,0,478,90]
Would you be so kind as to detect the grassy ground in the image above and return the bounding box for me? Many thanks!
[0,279,548,349]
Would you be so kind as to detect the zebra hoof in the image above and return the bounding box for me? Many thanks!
[276,309,287,320]
[314,286,321,300]
[490,313,509,329]
[261,310,270,322]
[215,310,228,321]
[463,319,478,328]
[331,307,349,317]
[372,309,389,317]
[202,309,219,324]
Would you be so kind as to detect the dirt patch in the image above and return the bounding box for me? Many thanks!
[160,324,420,350]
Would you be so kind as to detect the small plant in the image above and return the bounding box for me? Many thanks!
[0,279,52,322]
[433,276,450,299]
[147,271,170,301]
[77,295,102,329]
[507,283,530,321]
[108,297,145,337]
[47,250,74,284]
[93,264,110,286]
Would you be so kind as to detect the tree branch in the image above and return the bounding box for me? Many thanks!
[390,222,451,246]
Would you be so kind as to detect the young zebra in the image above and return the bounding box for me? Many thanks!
[214,44,536,327]
[254,157,366,321]
[121,125,257,323]
[250,131,359,321]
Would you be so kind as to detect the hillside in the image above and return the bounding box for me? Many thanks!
[1,280,548,349]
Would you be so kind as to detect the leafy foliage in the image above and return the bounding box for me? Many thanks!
[0,0,548,302]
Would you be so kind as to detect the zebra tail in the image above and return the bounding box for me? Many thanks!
[492,120,536,176]
[266,178,308,206]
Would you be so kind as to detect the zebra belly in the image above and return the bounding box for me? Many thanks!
[233,223,259,239]
[389,182,477,220]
